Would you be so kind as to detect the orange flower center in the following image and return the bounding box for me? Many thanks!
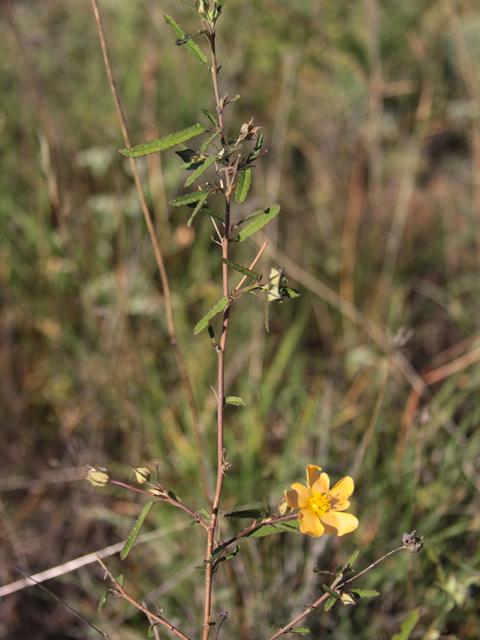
[308,492,330,514]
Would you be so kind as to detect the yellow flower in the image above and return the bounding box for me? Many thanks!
[285,465,358,538]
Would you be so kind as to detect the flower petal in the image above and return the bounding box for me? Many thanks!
[299,508,325,537]
[328,476,354,511]
[285,483,311,509]
[311,472,329,495]
[320,511,359,536]
[306,465,322,491]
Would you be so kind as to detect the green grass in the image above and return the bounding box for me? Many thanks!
[1,0,480,638]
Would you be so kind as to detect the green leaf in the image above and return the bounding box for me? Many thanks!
[164,15,208,66]
[97,591,109,614]
[121,502,153,560]
[346,549,360,570]
[199,508,211,520]
[225,396,246,406]
[280,286,300,299]
[391,610,421,640]
[322,585,340,599]
[224,509,262,519]
[201,108,219,127]
[324,596,337,612]
[148,623,156,637]
[244,519,302,539]
[117,574,124,588]
[120,124,207,157]
[200,130,221,153]
[175,30,208,45]
[206,543,228,563]
[195,204,224,223]
[349,589,379,599]
[175,148,197,163]
[187,191,209,227]
[221,259,259,279]
[185,155,216,187]
[194,296,229,334]
[171,189,208,207]
[167,490,178,501]
[246,132,264,162]
[235,168,252,203]
[237,205,280,242]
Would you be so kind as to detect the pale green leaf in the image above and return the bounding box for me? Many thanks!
[164,15,208,65]
[225,396,246,406]
[235,168,252,203]
[171,189,208,207]
[185,155,216,187]
[224,509,261,519]
[221,259,259,279]
[121,502,153,560]
[187,191,209,226]
[391,610,421,640]
[237,205,280,242]
[120,124,206,158]
[194,297,229,334]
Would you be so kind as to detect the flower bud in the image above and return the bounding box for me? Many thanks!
[340,592,356,606]
[86,466,110,487]
[149,487,166,497]
[278,497,289,516]
[196,0,209,16]
[132,466,151,484]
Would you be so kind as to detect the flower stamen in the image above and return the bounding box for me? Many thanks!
[309,492,330,514]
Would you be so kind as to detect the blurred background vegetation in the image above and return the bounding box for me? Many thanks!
[1,0,480,638]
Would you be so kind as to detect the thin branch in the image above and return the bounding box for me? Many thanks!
[97,557,191,640]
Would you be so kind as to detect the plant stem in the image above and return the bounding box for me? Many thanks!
[203,26,232,639]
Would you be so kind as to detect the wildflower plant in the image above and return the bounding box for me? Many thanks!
[85,1,424,638]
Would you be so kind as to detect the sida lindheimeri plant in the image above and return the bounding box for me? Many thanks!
[86,1,424,638]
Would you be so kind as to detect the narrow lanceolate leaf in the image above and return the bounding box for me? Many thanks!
[224,509,262,519]
[205,543,227,563]
[97,591,109,614]
[345,549,360,570]
[201,108,219,127]
[200,129,221,153]
[391,610,421,640]
[187,191,209,227]
[237,205,280,242]
[221,258,259,279]
[164,15,208,66]
[185,155,216,187]
[175,30,208,45]
[120,124,206,157]
[171,189,208,207]
[235,168,252,203]
[225,396,246,406]
[190,203,223,223]
[121,501,153,560]
[244,519,302,539]
[324,596,337,612]
[194,296,229,334]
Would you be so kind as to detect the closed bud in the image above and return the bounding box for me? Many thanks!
[278,497,288,516]
[150,487,166,497]
[207,3,219,23]
[86,466,110,487]
[340,592,356,606]
[132,466,151,484]
[196,0,209,16]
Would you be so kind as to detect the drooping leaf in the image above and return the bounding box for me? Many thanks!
[235,168,252,203]
[201,108,219,127]
[171,189,208,207]
[97,591,109,614]
[194,297,229,334]
[185,155,216,187]
[224,509,262,519]
[121,501,153,560]
[164,15,208,66]
[120,124,206,158]
[221,259,259,279]
[205,542,228,563]
[187,191,209,226]
[391,610,421,640]
[225,396,246,406]
[175,148,197,163]
[237,205,280,242]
